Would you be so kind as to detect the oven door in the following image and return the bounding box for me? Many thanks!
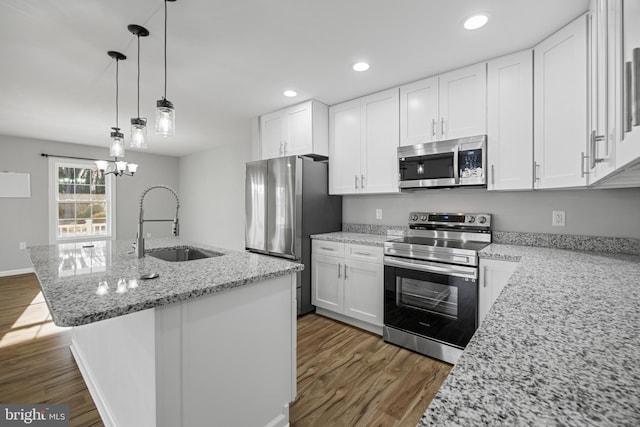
[383,256,478,349]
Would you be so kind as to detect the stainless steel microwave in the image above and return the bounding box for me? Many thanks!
[398,135,487,189]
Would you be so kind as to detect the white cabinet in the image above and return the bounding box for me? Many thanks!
[311,240,384,332]
[329,88,400,195]
[400,63,486,146]
[487,50,534,190]
[260,100,328,160]
[478,259,518,324]
[534,14,590,189]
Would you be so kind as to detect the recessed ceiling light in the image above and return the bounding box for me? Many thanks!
[463,14,489,30]
[353,62,370,72]
[283,90,297,97]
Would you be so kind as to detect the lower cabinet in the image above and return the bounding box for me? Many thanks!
[478,258,518,324]
[311,240,384,334]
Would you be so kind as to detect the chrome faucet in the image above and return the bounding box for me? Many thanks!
[137,185,180,258]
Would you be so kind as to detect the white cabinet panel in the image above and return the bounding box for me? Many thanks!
[534,14,589,188]
[259,100,328,160]
[478,259,518,324]
[343,259,384,327]
[329,89,399,195]
[439,63,487,140]
[400,77,439,146]
[487,50,534,190]
[311,253,343,312]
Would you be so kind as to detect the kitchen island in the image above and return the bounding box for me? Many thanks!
[419,243,640,426]
[28,238,303,427]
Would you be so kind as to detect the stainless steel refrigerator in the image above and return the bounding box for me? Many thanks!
[245,156,342,315]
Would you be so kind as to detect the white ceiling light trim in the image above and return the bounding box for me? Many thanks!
[283,90,297,97]
[463,14,489,30]
[353,62,370,72]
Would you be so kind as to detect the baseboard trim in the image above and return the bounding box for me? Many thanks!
[0,267,34,277]
[315,308,383,336]
[70,339,116,427]
[264,403,290,427]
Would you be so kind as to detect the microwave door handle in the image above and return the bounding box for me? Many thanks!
[453,148,460,184]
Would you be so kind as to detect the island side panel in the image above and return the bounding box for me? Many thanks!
[155,273,297,427]
[71,309,156,427]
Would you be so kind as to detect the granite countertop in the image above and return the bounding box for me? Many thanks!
[419,243,640,426]
[27,238,303,327]
[310,231,393,247]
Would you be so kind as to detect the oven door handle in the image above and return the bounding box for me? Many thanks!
[384,256,477,280]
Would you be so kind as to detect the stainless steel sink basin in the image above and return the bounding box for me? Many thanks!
[147,246,223,262]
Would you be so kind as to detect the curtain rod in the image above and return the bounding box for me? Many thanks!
[41,153,103,162]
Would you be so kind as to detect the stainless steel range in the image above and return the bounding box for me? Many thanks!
[383,212,492,364]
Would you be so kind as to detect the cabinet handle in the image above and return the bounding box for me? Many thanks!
[625,61,633,133]
[632,48,640,127]
[491,164,495,186]
[280,141,284,155]
[353,251,371,256]
[354,175,359,189]
[338,264,341,278]
[344,265,348,279]
[361,174,365,189]
[440,117,446,137]
[432,118,437,138]
[283,141,288,154]
[534,162,540,182]
[590,130,606,167]
[320,246,334,251]
[580,152,592,178]
[483,266,488,288]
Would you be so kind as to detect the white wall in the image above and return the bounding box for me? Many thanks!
[0,135,179,273]
[178,122,253,251]
[343,187,640,238]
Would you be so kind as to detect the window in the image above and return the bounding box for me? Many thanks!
[49,159,116,243]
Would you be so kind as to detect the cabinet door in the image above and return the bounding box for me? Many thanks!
[478,259,518,324]
[534,14,589,188]
[311,253,343,313]
[439,62,487,140]
[616,0,640,169]
[284,102,312,156]
[343,259,384,326]
[329,99,362,194]
[360,88,400,194]
[399,77,439,146]
[487,50,534,190]
[260,112,284,160]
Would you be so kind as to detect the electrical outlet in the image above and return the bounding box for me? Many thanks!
[552,211,566,227]
[375,209,383,220]
[19,242,27,250]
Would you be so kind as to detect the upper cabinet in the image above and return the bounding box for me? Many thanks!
[260,100,329,160]
[329,88,400,195]
[487,50,534,191]
[533,14,590,189]
[400,63,486,146]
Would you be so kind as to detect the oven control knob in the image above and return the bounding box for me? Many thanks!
[411,214,419,221]
[468,216,476,223]
[478,216,487,224]
[421,214,428,221]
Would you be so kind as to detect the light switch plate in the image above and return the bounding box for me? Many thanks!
[552,211,566,227]
[375,209,383,220]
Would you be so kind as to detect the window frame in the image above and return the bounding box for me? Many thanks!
[48,158,117,244]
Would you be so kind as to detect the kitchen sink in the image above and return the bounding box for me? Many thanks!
[147,246,224,262]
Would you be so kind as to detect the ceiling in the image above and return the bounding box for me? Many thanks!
[0,0,589,157]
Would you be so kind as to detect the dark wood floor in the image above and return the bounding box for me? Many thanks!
[1,274,451,426]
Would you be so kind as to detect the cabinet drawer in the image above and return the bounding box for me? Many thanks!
[345,244,383,263]
[312,239,344,257]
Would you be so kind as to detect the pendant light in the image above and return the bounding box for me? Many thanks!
[97,51,138,177]
[128,24,150,149]
[108,51,126,157]
[155,0,177,137]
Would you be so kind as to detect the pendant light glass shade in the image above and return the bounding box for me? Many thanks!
[110,128,125,157]
[130,117,148,148]
[156,0,176,137]
[155,99,175,137]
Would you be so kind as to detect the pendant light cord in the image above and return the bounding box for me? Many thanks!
[137,35,141,118]
[163,0,168,100]
[115,58,119,129]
